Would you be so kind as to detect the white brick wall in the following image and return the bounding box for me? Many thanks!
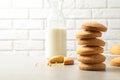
[76,0,106,8]
[92,9,120,18]
[14,40,44,50]
[108,19,120,29]
[13,20,44,29]
[29,30,45,40]
[0,9,28,19]
[0,0,119,57]
[0,20,11,29]
[108,0,120,8]
[63,9,91,18]
[0,30,28,40]
[0,41,12,50]
[63,0,75,8]
[30,9,49,18]
[0,0,11,9]
[12,0,43,8]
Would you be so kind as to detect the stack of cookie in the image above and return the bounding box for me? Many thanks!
[76,22,107,71]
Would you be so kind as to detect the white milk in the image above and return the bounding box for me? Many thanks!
[45,27,66,58]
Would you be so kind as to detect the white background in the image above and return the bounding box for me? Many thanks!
[0,0,119,58]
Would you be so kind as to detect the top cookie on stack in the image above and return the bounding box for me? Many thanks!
[81,22,107,32]
[76,22,107,40]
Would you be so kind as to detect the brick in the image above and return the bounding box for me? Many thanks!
[43,0,49,8]
[30,9,91,19]
[14,40,44,50]
[66,20,75,29]
[0,0,11,8]
[0,41,12,50]
[0,51,28,56]
[108,0,120,8]
[44,20,47,29]
[102,30,120,40]
[29,51,45,57]
[13,20,43,29]
[0,30,28,40]
[13,51,29,56]
[0,20,11,29]
[108,19,120,29]
[30,9,49,19]
[0,9,28,19]
[63,0,75,8]
[0,51,12,55]
[13,0,43,8]
[44,0,75,8]
[76,0,106,8]
[67,51,76,59]
[76,19,107,29]
[63,9,91,18]
[29,30,45,40]
[67,41,76,50]
[92,9,120,18]
[67,30,78,40]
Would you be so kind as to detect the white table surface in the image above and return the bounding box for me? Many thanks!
[0,55,120,80]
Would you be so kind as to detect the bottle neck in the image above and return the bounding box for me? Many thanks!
[47,0,65,29]
[48,0,63,10]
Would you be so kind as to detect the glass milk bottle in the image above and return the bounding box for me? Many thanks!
[45,0,66,58]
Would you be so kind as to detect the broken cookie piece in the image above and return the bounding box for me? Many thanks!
[47,55,64,65]
[64,57,74,65]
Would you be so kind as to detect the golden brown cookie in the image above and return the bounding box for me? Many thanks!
[77,54,106,64]
[76,46,103,56]
[110,44,120,55]
[79,63,106,71]
[76,29,102,39]
[110,57,120,66]
[47,55,64,65]
[81,22,107,32]
[64,57,74,65]
[77,38,105,46]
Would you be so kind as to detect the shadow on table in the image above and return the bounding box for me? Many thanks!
[106,66,120,73]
